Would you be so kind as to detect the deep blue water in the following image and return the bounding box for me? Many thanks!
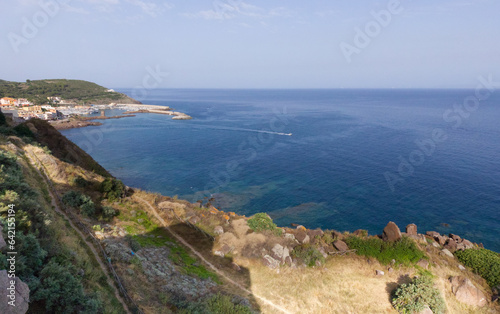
[61,89,500,252]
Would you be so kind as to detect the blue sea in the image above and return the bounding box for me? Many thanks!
[61,89,500,252]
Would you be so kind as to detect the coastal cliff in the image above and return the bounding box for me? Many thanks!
[1,115,499,313]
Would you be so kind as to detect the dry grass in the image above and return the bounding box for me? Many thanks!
[234,251,500,314]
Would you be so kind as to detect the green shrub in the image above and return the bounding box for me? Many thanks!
[455,248,500,287]
[345,235,425,266]
[80,201,95,217]
[291,244,325,267]
[205,293,252,314]
[392,274,446,314]
[62,190,85,207]
[73,175,89,188]
[101,206,117,220]
[100,177,125,202]
[33,260,86,314]
[247,213,281,235]
[13,123,35,138]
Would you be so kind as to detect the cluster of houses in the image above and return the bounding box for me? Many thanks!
[0,97,64,121]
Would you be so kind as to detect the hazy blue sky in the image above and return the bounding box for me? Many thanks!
[1,0,499,88]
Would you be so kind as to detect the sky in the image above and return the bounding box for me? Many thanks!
[1,0,500,89]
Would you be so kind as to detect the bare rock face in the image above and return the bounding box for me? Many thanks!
[0,270,30,314]
[271,244,285,262]
[426,231,440,238]
[333,240,349,252]
[462,239,474,249]
[441,249,454,258]
[262,255,280,269]
[406,223,417,236]
[449,276,487,307]
[382,221,402,242]
[295,230,310,244]
[444,239,458,252]
[214,226,224,235]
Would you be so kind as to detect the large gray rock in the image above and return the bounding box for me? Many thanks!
[462,239,474,249]
[382,221,402,242]
[444,239,458,252]
[426,231,440,238]
[262,255,280,269]
[333,240,349,252]
[271,244,285,262]
[0,270,30,314]
[441,249,454,258]
[449,276,487,307]
[295,230,310,244]
[406,224,417,236]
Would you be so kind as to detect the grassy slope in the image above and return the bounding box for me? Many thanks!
[27,119,111,177]
[0,79,140,105]
[0,140,125,313]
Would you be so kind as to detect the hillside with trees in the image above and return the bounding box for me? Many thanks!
[0,79,140,105]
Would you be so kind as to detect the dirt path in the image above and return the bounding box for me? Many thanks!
[133,195,292,314]
[25,150,132,314]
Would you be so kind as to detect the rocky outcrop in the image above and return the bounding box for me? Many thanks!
[262,255,280,269]
[382,221,402,242]
[449,276,487,307]
[0,270,30,314]
[295,230,310,244]
[214,226,224,235]
[406,223,417,236]
[333,240,349,252]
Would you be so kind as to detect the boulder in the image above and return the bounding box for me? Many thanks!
[0,270,30,314]
[284,256,293,267]
[271,244,285,262]
[332,230,343,239]
[388,267,394,273]
[458,265,466,271]
[444,239,457,252]
[426,231,440,238]
[462,239,474,249]
[436,235,447,246]
[375,270,385,276]
[449,276,487,307]
[353,229,367,236]
[295,230,310,244]
[441,249,454,258]
[284,233,296,241]
[449,234,461,242]
[417,259,430,269]
[456,242,465,251]
[308,229,324,239]
[214,226,224,235]
[333,240,349,252]
[262,255,280,269]
[382,221,402,242]
[406,224,417,236]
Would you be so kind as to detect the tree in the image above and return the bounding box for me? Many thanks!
[100,178,125,202]
[0,109,6,126]
[33,260,85,314]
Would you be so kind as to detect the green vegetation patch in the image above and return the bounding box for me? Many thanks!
[169,244,219,283]
[455,248,500,287]
[392,274,446,314]
[345,235,425,266]
[247,212,282,236]
[291,244,325,267]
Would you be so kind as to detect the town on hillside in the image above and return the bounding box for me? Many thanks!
[0,96,101,122]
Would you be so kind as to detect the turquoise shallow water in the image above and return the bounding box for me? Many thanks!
[61,89,500,252]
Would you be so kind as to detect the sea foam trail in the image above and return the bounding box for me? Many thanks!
[191,125,292,136]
